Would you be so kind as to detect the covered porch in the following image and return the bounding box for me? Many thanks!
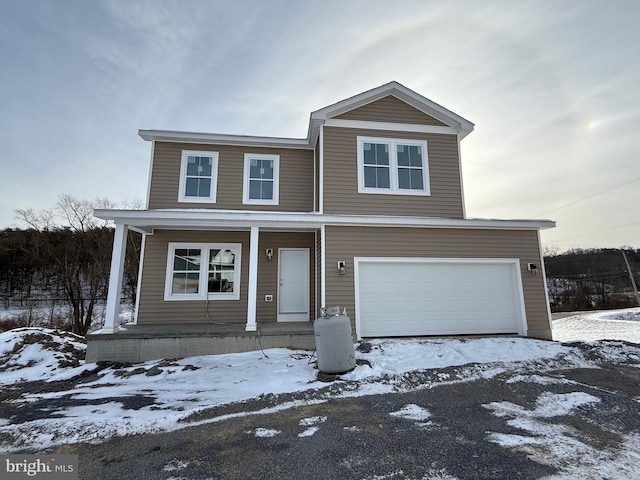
[90,209,326,363]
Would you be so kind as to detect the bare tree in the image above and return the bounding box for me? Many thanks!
[14,208,56,231]
[10,194,143,335]
[56,194,98,232]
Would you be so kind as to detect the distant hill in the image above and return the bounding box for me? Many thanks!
[544,248,640,312]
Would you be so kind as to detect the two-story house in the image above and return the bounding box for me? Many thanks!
[88,81,555,363]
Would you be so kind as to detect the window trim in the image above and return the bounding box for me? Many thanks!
[178,150,219,203]
[164,242,242,301]
[356,136,430,196]
[242,153,280,205]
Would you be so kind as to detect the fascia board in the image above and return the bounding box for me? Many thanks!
[93,209,555,231]
[138,130,312,149]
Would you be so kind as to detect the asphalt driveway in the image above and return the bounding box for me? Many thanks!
[52,344,640,480]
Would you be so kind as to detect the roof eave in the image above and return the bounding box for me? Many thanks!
[94,209,555,233]
[138,130,312,149]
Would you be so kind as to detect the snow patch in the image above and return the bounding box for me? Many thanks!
[553,307,640,343]
[298,426,319,437]
[484,391,640,479]
[253,428,280,438]
[162,460,189,472]
[390,404,432,421]
[486,391,600,419]
[298,415,326,437]
[343,425,361,432]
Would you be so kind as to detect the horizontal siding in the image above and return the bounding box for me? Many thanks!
[324,227,551,339]
[137,230,316,325]
[335,95,448,126]
[148,142,314,211]
[138,230,250,324]
[323,127,464,217]
[257,232,316,323]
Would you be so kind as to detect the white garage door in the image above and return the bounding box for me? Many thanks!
[355,258,526,338]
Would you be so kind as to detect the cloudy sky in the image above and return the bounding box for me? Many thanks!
[1,0,638,250]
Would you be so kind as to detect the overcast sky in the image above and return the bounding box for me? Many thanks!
[1,0,638,251]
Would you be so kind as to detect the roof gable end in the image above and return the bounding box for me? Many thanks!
[309,81,474,140]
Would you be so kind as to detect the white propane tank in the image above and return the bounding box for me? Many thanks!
[313,306,356,374]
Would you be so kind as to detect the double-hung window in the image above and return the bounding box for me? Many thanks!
[357,137,430,195]
[178,150,219,203]
[243,153,279,205]
[164,243,241,301]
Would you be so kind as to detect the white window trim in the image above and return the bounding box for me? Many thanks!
[356,136,430,196]
[164,242,242,301]
[242,153,280,205]
[178,150,219,203]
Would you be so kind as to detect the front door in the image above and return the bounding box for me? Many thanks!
[278,248,310,322]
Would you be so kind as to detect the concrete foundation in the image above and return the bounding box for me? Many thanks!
[86,322,315,363]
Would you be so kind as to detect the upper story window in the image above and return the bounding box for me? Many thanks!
[178,150,219,203]
[164,243,241,301]
[243,153,280,205]
[357,137,430,196]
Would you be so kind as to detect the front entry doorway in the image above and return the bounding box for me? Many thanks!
[277,248,310,322]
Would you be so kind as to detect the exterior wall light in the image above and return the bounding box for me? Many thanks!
[528,263,539,275]
[337,261,346,275]
[266,249,274,261]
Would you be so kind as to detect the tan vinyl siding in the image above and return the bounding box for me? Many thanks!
[324,226,552,339]
[148,142,314,211]
[256,232,316,323]
[136,230,316,325]
[137,230,250,324]
[323,127,464,217]
[335,95,449,126]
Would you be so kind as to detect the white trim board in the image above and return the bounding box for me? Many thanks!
[325,119,457,135]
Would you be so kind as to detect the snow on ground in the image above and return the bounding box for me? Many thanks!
[484,392,640,480]
[0,328,89,384]
[0,332,582,452]
[390,404,432,422]
[552,307,640,343]
[0,307,638,460]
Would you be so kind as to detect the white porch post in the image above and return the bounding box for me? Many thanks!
[246,226,259,332]
[320,225,326,308]
[103,223,128,333]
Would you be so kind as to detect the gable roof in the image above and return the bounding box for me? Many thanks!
[139,81,474,147]
[307,81,474,143]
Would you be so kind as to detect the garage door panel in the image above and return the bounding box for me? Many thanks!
[357,260,524,337]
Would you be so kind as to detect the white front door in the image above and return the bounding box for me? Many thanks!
[278,248,310,322]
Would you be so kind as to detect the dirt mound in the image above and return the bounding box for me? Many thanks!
[0,327,86,383]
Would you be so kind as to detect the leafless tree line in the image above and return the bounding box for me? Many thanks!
[544,248,640,312]
[1,195,141,335]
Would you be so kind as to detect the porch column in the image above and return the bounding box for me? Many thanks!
[246,226,259,331]
[103,223,128,333]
